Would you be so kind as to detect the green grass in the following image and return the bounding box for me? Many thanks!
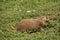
[0,0,60,40]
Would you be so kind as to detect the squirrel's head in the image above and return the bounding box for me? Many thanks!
[38,16,50,22]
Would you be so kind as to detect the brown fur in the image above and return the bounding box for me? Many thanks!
[11,16,49,32]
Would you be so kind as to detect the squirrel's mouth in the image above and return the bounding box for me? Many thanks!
[45,20,49,23]
[45,19,50,23]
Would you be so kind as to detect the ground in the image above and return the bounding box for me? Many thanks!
[0,0,60,40]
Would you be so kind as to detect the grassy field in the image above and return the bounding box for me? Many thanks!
[0,0,60,40]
